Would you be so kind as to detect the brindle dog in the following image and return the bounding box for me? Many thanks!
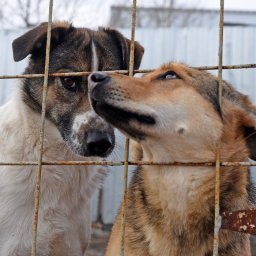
[0,22,143,256]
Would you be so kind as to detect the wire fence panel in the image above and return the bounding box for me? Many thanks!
[0,1,256,255]
[1,26,256,226]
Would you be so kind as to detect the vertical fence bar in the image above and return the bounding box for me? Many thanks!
[217,0,224,111]
[213,0,224,255]
[120,138,130,256]
[120,0,137,255]
[31,0,54,255]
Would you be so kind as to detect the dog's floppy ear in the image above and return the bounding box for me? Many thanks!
[104,28,144,70]
[12,21,73,62]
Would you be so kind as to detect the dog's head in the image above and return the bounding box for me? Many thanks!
[88,63,256,162]
[12,21,144,157]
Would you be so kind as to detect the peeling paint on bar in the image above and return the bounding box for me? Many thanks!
[222,209,256,235]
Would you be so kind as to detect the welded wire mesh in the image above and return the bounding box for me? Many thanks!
[0,0,255,256]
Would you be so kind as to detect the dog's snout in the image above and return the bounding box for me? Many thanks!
[88,72,110,94]
[88,72,110,100]
[86,130,113,156]
[89,72,109,83]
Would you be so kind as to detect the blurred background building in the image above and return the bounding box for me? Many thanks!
[110,6,256,27]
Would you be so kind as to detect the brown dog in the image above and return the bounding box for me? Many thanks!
[88,63,256,256]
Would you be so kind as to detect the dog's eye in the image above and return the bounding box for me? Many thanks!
[158,71,179,80]
[61,77,80,92]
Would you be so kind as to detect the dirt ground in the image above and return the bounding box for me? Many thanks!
[86,228,256,256]
[86,229,110,256]
[251,237,256,256]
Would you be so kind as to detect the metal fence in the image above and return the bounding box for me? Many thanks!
[2,27,256,225]
[0,0,256,255]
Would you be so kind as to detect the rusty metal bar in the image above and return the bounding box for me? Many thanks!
[1,63,256,80]
[120,138,130,256]
[31,0,53,255]
[2,160,256,167]
[195,63,256,70]
[213,150,222,256]
[221,209,256,235]
[213,0,224,255]
[217,4,224,111]
[120,1,137,255]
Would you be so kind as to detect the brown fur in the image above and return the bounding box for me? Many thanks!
[88,63,256,256]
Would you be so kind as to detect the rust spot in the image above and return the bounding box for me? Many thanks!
[221,209,256,235]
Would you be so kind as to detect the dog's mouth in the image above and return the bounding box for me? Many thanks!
[92,99,156,139]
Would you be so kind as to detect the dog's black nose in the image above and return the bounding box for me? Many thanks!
[86,130,113,156]
[88,72,110,94]
[89,72,108,83]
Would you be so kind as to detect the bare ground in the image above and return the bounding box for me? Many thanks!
[86,229,109,256]
[86,228,256,256]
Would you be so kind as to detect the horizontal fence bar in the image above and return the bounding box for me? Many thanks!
[1,161,256,167]
[195,63,256,70]
[0,64,256,80]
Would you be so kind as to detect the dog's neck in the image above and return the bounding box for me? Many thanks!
[140,138,216,163]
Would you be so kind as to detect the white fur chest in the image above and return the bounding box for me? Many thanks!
[0,97,106,255]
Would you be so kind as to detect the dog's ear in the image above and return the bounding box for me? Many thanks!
[12,21,73,62]
[245,128,256,160]
[242,115,256,160]
[237,108,256,160]
[104,28,144,70]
